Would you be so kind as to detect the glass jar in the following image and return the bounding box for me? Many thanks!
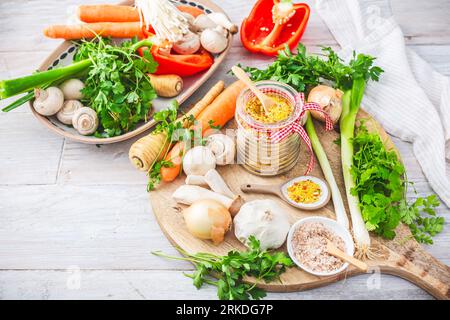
[235,81,304,176]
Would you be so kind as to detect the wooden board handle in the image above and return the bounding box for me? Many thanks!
[240,183,282,198]
[377,241,450,300]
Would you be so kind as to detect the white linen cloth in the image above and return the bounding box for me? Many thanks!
[316,0,450,207]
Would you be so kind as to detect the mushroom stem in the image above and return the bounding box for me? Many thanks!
[204,169,236,199]
[185,175,207,186]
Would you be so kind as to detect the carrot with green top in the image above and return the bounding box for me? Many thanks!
[161,80,245,182]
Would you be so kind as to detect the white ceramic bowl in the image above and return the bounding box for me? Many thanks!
[281,175,331,210]
[287,216,354,277]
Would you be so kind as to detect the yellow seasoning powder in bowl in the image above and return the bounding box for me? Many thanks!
[244,93,293,123]
[287,179,322,204]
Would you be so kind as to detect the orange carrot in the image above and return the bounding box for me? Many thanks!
[77,5,140,23]
[161,81,245,182]
[43,22,144,40]
[77,4,204,24]
[177,5,205,18]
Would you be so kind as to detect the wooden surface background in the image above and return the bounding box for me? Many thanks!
[0,0,449,300]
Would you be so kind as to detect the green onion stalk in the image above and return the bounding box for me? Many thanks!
[340,79,371,258]
[304,113,349,230]
[1,39,153,112]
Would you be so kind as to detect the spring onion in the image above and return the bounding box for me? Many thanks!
[241,44,383,257]
[305,113,349,229]
[0,60,91,100]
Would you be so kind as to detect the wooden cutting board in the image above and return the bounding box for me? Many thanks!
[149,110,450,300]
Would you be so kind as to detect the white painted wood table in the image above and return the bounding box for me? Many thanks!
[0,0,449,300]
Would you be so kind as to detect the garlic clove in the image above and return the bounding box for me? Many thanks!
[72,107,98,135]
[56,100,83,125]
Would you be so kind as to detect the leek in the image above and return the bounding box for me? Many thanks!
[0,60,91,100]
[305,113,349,230]
[340,86,371,256]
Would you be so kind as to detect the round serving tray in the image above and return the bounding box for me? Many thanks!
[149,110,450,299]
[29,0,234,144]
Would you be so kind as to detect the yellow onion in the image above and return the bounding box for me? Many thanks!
[183,199,232,245]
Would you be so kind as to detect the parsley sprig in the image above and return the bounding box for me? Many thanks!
[73,36,158,137]
[242,44,383,92]
[153,236,293,300]
[351,125,444,243]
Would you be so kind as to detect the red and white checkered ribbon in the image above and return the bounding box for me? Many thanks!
[271,93,334,174]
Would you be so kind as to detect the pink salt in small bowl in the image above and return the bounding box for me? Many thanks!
[287,216,355,277]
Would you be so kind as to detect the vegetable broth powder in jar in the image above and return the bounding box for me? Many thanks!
[235,81,304,176]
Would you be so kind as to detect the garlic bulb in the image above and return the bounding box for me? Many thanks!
[206,134,235,165]
[183,146,216,176]
[72,107,98,135]
[308,85,343,124]
[234,199,290,250]
[33,87,64,116]
[183,199,232,245]
[56,100,83,125]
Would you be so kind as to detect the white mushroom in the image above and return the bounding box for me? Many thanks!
[172,185,234,210]
[181,12,195,26]
[72,107,98,135]
[185,175,207,186]
[206,134,235,165]
[56,100,83,125]
[193,14,217,32]
[308,85,343,124]
[207,12,238,34]
[182,146,216,176]
[33,87,64,116]
[204,169,236,199]
[200,27,228,54]
[173,31,201,55]
[59,79,85,100]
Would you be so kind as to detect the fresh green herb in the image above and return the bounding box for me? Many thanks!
[208,119,221,130]
[241,44,382,93]
[145,100,200,191]
[242,44,383,243]
[351,125,444,243]
[73,36,158,137]
[153,236,293,300]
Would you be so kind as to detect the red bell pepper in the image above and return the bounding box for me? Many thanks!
[138,45,214,77]
[241,0,310,56]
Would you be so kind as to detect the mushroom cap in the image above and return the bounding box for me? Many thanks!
[173,31,201,55]
[182,146,216,176]
[33,87,64,116]
[59,79,85,100]
[72,107,98,136]
[206,134,236,165]
[200,28,228,54]
[56,100,83,125]
[193,14,217,32]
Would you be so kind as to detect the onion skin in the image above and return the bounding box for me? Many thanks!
[183,199,231,245]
